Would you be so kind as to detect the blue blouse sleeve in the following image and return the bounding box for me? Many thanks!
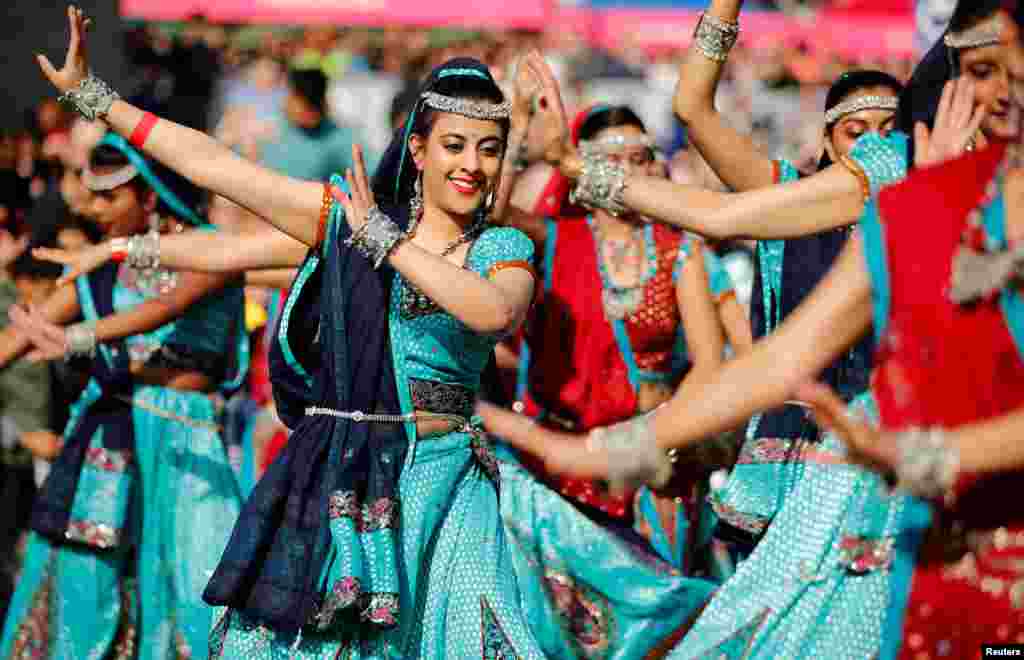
[468,226,536,277]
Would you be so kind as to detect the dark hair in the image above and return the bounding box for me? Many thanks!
[371,57,508,207]
[10,251,62,281]
[817,69,904,170]
[898,0,1024,149]
[89,144,204,221]
[576,105,647,142]
[390,81,421,130]
[288,67,328,111]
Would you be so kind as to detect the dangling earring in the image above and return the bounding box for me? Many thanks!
[408,171,424,237]
[483,187,496,217]
[148,211,161,235]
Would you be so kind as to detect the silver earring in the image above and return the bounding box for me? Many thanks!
[408,172,424,237]
[148,211,161,234]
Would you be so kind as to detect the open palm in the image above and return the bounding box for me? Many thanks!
[37,6,91,94]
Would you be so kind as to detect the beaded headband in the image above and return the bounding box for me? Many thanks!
[578,134,656,154]
[944,14,1004,51]
[82,163,139,191]
[824,95,899,125]
[420,91,511,121]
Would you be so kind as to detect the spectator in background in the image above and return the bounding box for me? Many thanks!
[259,67,375,181]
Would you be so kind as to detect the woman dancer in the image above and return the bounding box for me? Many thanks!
[36,8,548,656]
[506,104,746,569]
[0,133,249,660]
[481,3,1023,658]
[673,0,904,559]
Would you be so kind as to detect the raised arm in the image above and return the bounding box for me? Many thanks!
[35,226,308,285]
[39,8,323,245]
[674,0,776,191]
[676,242,725,380]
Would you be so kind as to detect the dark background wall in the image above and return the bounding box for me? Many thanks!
[0,1,127,131]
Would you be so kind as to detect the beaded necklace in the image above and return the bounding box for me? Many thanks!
[586,215,657,320]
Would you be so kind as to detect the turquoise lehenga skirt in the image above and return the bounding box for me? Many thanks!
[0,385,242,660]
[211,428,545,659]
[668,393,911,659]
[498,453,716,660]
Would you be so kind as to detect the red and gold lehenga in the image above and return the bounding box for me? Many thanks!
[517,214,734,565]
[864,143,1024,658]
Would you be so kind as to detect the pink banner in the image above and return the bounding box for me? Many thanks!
[589,10,799,53]
[120,0,551,29]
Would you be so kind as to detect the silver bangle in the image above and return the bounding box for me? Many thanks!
[693,12,740,63]
[894,428,959,500]
[65,320,97,360]
[127,231,160,271]
[344,206,404,269]
[570,149,628,216]
[58,74,120,121]
[585,413,673,492]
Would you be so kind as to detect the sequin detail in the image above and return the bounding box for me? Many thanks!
[64,519,121,548]
[542,570,615,658]
[408,378,474,418]
[480,596,520,659]
[327,492,399,532]
[83,446,132,472]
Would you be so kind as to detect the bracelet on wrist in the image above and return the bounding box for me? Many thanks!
[693,12,741,63]
[58,74,120,122]
[894,427,960,501]
[65,320,98,360]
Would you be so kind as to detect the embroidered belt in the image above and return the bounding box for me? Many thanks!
[408,378,474,419]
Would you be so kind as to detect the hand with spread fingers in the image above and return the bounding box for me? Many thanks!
[331,144,376,235]
[7,304,73,362]
[796,381,899,479]
[37,6,91,94]
[914,77,988,169]
[523,53,577,175]
[33,243,110,287]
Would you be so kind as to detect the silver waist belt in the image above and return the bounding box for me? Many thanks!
[304,406,473,429]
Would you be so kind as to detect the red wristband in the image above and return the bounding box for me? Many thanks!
[110,238,129,263]
[129,112,159,150]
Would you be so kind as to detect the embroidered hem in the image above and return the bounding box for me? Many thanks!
[708,498,769,536]
[327,492,399,532]
[311,578,400,630]
[64,519,121,549]
[84,446,133,472]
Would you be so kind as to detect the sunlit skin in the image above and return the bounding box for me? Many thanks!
[959,12,1019,141]
[409,112,505,221]
[822,86,899,163]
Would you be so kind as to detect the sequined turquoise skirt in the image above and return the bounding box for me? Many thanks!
[0,385,242,660]
[499,457,715,659]
[210,431,545,659]
[669,394,910,659]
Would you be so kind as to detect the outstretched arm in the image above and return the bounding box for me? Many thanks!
[0,282,79,369]
[674,0,777,191]
[39,8,323,245]
[478,235,873,479]
[35,227,307,285]
[10,270,235,362]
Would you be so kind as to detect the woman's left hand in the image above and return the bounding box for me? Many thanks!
[7,304,70,362]
[796,381,900,478]
[509,52,540,136]
[331,144,376,234]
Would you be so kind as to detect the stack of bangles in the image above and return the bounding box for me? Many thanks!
[893,427,960,502]
[584,413,676,492]
[110,233,160,270]
[693,12,740,63]
[570,149,629,216]
[64,320,97,360]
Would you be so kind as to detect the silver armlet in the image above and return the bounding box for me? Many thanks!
[569,149,628,216]
[345,206,405,269]
[894,428,960,500]
[585,413,673,492]
[65,320,97,360]
[58,74,120,121]
[693,13,740,63]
